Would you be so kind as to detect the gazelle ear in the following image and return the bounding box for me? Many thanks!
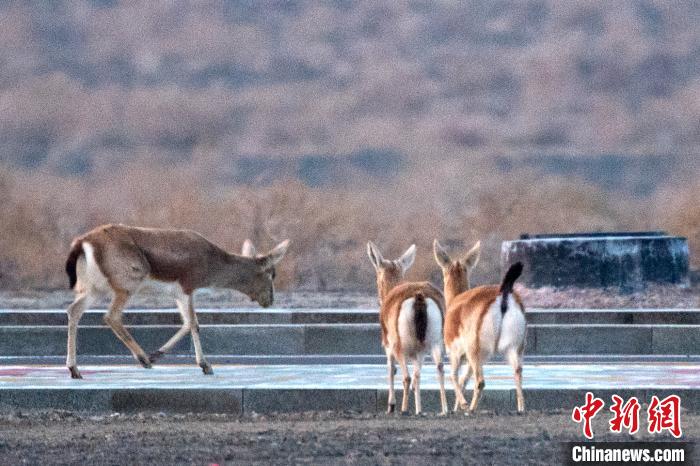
[461,240,481,269]
[262,239,290,268]
[397,244,416,272]
[241,239,257,258]
[366,241,384,271]
[433,239,452,269]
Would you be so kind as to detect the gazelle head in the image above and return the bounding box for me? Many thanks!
[366,241,416,303]
[242,239,289,308]
[433,240,481,305]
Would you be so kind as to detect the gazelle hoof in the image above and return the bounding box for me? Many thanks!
[137,355,152,369]
[458,402,469,411]
[200,362,214,375]
[387,404,395,414]
[68,367,82,379]
[149,350,164,363]
[400,411,410,417]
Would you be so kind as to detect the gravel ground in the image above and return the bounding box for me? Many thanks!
[0,284,697,310]
[0,411,696,465]
[518,284,699,309]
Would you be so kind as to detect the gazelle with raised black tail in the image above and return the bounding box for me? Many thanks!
[433,240,526,413]
[367,242,448,415]
[64,224,289,379]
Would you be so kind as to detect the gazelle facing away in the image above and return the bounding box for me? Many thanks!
[64,224,289,379]
[367,242,448,415]
[433,240,526,413]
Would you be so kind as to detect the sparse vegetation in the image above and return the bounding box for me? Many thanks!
[0,162,696,291]
[0,1,698,290]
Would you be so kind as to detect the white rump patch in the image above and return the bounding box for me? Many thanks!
[425,298,443,351]
[497,295,526,354]
[79,242,110,292]
[397,297,443,358]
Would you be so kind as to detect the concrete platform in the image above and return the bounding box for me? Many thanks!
[2,308,697,325]
[4,354,699,366]
[0,323,697,356]
[0,308,379,325]
[526,308,700,325]
[0,363,697,414]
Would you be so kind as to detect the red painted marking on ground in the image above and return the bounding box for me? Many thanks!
[0,368,114,377]
[0,368,33,376]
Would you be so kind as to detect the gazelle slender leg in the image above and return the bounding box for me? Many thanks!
[467,351,484,413]
[66,291,93,379]
[397,356,411,414]
[149,297,191,363]
[508,347,525,413]
[457,364,473,408]
[412,356,423,415]
[185,294,212,375]
[449,352,468,411]
[386,350,397,413]
[432,346,447,415]
[103,290,151,368]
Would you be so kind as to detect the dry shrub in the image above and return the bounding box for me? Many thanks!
[2,158,677,292]
[0,171,70,288]
[656,182,700,269]
[1,1,699,293]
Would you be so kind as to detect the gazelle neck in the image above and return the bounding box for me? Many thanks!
[444,275,469,308]
[377,279,392,306]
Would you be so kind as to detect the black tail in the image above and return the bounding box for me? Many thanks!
[413,292,428,344]
[499,262,523,314]
[65,241,83,289]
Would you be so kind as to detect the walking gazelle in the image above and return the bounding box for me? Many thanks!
[433,240,526,413]
[64,224,289,379]
[367,242,448,415]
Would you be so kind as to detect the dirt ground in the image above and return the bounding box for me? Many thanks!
[518,284,699,309]
[0,410,696,465]
[0,284,697,310]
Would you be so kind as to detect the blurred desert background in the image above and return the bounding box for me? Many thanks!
[0,0,698,293]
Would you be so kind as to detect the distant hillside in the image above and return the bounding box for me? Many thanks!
[0,0,698,190]
[0,1,699,290]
